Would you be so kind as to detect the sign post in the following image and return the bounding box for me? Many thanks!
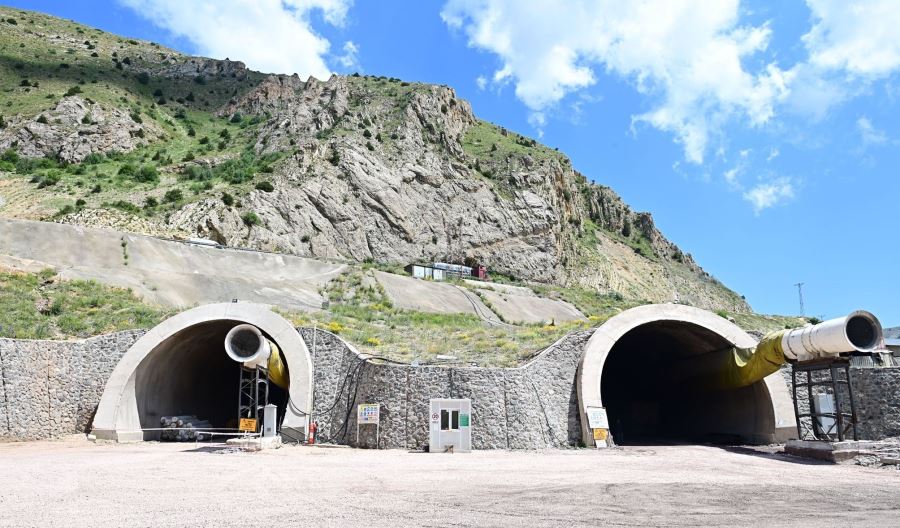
[357,403,380,448]
[586,407,609,448]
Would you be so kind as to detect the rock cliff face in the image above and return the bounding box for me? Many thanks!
[0,96,164,163]
[0,6,749,313]
[171,74,747,311]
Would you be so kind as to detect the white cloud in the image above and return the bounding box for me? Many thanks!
[856,116,888,146]
[337,41,360,70]
[766,147,779,162]
[118,0,353,79]
[785,1,900,118]
[475,75,487,90]
[743,178,794,214]
[803,0,900,78]
[441,0,789,164]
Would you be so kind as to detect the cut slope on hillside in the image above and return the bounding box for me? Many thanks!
[0,6,747,313]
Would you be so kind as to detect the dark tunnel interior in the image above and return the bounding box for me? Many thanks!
[134,320,289,438]
[600,321,774,445]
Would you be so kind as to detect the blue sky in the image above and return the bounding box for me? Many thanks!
[9,1,899,325]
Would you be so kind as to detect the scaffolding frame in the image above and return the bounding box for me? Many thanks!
[238,365,269,432]
[790,358,858,442]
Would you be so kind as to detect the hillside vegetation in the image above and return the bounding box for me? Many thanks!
[0,264,806,366]
[0,266,170,339]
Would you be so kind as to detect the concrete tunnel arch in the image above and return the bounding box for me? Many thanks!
[578,304,796,446]
[91,303,313,442]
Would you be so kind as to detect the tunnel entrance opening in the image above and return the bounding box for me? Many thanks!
[134,320,290,439]
[600,321,774,446]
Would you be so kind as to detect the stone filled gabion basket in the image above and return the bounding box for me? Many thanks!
[160,416,211,441]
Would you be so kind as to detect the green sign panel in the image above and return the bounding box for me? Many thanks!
[459,414,470,427]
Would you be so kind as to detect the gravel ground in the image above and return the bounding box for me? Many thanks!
[1,437,899,527]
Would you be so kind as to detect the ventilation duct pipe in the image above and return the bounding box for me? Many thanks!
[678,311,883,391]
[224,324,289,389]
[781,310,882,361]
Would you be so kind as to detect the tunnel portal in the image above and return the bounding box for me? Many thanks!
[91,303,313,442]
[578,304,795,447]
[134,320,289,434]
[600,321,773,445]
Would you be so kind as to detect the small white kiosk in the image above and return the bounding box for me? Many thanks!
[429,398,472,452]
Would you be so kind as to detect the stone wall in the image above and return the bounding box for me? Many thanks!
[5,324,898,446]
[301,328,592,450]
[0,331,144,440]
[852,367,900,440]
[781,364,900,441]
[0,326,589,448]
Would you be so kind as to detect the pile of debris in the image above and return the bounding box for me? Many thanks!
[853,438,900,470]
[160,415,212,442]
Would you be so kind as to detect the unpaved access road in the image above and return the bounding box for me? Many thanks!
[0,437,898,527]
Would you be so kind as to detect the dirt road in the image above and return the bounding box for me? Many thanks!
[0,437,898,527]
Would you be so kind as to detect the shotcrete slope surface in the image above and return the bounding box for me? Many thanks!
[0,218,346,310]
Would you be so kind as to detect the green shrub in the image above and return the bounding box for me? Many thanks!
[130,111,142,124]
[163,189,183,203]
[1,149,18,163]
[255,181,274,192]
[182,164,213,181]
[36,115,49,124]
[36,171,61,188]
[241,212,261,227]
[108,200,141,214]
[83,152,104,164]
[135,164,158,183]
[144,196,158,208]
[118,163,138,178]
[64,85,83,97]
[229,113,242,124]
[0,115,5,129]
[221,192,234,206]
[136,72,150,84]
[75,199,86,207]
[57,204,75,217]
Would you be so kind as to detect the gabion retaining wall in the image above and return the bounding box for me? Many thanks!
[0,331,144,440]
[781,365,900,440]
[2,327,899,445]
[301,328,592,450]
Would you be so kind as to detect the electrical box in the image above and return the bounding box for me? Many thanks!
[429,399,472,453]
[813,393,836,437]
[263,404,277,438]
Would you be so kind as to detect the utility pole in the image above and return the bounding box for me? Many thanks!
[794,282,805,316]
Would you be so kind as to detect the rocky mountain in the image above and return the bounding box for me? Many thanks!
[0,6,749,313]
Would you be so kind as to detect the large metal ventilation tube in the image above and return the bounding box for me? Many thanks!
[692,311,884,391]
[224,324,289,389]
[781,310,882,361]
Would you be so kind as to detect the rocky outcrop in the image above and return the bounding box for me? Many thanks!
[0,96,164,163]
[167,74,748,312]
